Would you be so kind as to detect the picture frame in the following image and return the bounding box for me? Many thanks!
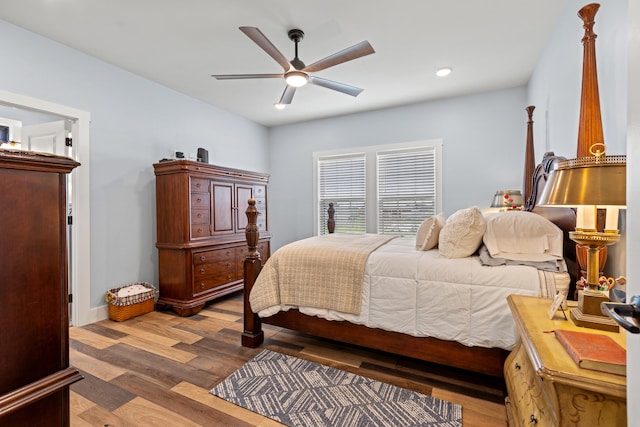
[548,291,568,320]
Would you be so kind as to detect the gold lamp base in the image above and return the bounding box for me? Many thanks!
[570,289,619,332]
[568,230,620,332]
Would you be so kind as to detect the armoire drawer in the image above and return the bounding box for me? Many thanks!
[190,192,210,209]
[193,274,238,294]
[194,259,236,278]
[191,208,210,225]
[191,224,210,238]
[193,247,237,265]
[191,178,209,192]
[253,185,266,198]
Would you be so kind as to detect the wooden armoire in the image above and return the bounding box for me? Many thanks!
[154,160,270,316]
[0,150,83,426]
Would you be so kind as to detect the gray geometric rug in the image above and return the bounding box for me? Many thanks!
[210,350,462,427]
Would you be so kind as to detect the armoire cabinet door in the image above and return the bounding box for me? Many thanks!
[235,184,254,231]
[212,181,234,234]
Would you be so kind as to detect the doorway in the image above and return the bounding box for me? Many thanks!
[0,88,92,326]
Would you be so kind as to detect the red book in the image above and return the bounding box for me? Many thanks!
[554,329,626,376]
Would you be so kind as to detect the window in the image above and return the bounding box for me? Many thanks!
[377,148,437,235]
[317,154,366,234]
[314,140,442,236]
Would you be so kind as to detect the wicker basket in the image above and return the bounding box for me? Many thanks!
[106,282,157,322]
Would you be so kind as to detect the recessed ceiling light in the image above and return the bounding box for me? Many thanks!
[436,67,452,77]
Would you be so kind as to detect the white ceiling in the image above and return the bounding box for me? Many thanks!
[0,0,567,127]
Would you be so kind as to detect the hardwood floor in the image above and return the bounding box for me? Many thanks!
[70,292,508,426]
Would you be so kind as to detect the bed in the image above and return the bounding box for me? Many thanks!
[241,123,576,379]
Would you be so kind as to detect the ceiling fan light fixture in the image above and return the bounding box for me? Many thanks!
[274,102,286,110]
[285,70,309,87]
[436,67,452,77]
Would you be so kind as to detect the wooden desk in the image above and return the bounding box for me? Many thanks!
[504,295,626,427]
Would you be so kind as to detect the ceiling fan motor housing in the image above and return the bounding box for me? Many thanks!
[288,29,306,69]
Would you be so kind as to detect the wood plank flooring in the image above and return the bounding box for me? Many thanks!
[70,292,508,426]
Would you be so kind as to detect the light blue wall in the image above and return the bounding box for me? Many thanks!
[268,87,528,250]
[0,19,270,308]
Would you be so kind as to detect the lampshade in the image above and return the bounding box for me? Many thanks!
[538,155,626,208]
[490,190,523,208]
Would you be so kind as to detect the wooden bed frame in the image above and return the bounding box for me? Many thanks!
[240,113,576,379]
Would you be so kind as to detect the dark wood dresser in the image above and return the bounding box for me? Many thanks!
[154,160,270,316]
[0,150,83,426]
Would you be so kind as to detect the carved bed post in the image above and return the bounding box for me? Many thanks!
[576,3,604,159]
[523,106,535,204]
[242,198,264,347]
[327,202,335,234]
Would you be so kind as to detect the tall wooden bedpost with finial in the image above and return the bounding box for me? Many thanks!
[576,3,604,158]
[574,3,608,283]
[242,198,264,347]
[523,105,535,204]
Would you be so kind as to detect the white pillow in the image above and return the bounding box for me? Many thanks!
[415,212,446,250]
[438,207,486,258]
[483,211,564,262]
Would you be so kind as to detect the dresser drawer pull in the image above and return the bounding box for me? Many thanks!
[200,268,205,274]
[200,255,206,261]
[227,275,232,281]
[529,414,537,424]
[197,213,202,218]
[200,283,205,289]
[226,262,232,268]
[226,250,232,256]
[195,183,201,189]
[515,363,521,371]
[196,197,202,202]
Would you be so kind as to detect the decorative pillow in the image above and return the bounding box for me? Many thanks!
[438,207,486,258]
[483,211,563,262]
[415,212,446,250]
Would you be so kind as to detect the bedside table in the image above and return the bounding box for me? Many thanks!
[504,295,626,427]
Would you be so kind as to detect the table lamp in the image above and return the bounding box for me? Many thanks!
[490,190,523,211]
[539,153,626,332]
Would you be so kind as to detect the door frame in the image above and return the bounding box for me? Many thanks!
[0,88,92,326]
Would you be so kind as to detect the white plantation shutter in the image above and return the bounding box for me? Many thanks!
[318,154,366,234]
[377,148,437,235]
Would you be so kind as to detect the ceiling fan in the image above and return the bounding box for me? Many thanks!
[212,27,375,107]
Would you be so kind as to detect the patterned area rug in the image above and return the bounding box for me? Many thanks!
[210,350,462,427]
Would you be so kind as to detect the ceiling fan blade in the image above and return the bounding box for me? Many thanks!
[278,85,296,105]
[239,26,292,72]
[309,76,364,97]
[303,41,375,73]
[212,73,283,80]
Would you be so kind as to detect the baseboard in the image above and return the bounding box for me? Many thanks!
[75,304,109,326]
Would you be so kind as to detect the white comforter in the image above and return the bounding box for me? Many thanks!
[256,236,569,350]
